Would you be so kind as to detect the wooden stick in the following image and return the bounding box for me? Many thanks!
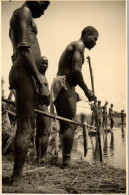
[87,56,102,162]
[2,98,96,129]
[83,122,88,157]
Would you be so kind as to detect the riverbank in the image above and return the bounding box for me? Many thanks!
[2,154,126,194]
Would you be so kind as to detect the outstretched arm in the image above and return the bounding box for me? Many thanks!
[71,46,95,101]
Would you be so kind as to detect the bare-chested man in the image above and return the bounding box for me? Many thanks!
[102,101,108,129]
[36,56,50,162]
[54,26,99,167]
[9,1,50,184]
[109,104,114,129]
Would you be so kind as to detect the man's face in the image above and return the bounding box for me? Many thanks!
[31,1,50,18]
[84,32,98,50]
[39,58,48,74]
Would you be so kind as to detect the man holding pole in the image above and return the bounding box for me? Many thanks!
[53,26,99,167]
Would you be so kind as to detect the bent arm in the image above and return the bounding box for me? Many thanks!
[71,48,89,94]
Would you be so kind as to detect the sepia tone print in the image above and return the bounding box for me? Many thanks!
[1,0,127,194]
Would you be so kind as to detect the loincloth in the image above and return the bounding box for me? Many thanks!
[50,76,67,113]
[50,76,82,114]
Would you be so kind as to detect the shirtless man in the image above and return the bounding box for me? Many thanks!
[9,1,50,184]
[120,110,124,128]
[102,101,108,129]
[36,56,50,162]
[54,26,99,167]
[109,104,114,129]
[90,99,97,127]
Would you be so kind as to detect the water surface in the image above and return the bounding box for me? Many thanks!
[72,127,126,169]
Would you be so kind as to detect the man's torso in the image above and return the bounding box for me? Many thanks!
[9,7,41,68]
[57,41,85,87]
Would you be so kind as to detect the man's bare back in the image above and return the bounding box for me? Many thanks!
[55,26,99,167]
[57,41,84,82]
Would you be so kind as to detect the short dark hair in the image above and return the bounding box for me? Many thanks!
[81,26,98,38]
[27,1,50,10]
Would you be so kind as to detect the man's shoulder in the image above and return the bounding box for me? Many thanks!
[12,6,31,20]
[70,41,85,52]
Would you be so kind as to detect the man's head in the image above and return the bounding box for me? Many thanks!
[121,110,124,113]
[111,104,113,107]
[105,101,108,105]
[39,56,48,74]
[27,1,50,18]
[98,100,101,105]
[81,26,99,50]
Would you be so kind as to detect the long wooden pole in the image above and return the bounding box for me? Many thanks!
[2,98,97,157]
[2,98,96,129]
[87,56,102,162]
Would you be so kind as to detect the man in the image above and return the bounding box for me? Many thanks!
[120,110,124,128]
[53,26,98,167]
[102,101,108,129]
[36,56,50,162]
[9,1,50,184]
[109,104,114,129]
[90,99,97,127]
[97,100,102,128]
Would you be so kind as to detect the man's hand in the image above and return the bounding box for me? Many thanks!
[85,89,96,102]
[37,81,50,106]
[37,92,50,106]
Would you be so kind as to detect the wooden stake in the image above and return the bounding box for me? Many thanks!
[87,56,102,162]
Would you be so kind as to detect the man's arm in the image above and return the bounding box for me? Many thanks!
[71,45,95,101]
[13,8,44,89]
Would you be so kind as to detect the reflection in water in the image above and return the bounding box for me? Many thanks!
[72,128,126,169]
[103,132,108,156]
[110,131,114,157]
[90,128,126,169]
[121,126,125,142]
[92,135,100,161]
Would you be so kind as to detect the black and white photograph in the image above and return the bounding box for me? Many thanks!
[1,0,127,194]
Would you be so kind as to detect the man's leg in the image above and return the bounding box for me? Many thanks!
[12,74,36,184]
[111,119,114,129]
[91,112,94,126]
[36,105,50,162]
[55,88,77,166]
[105,116,107,129]
[13,115,35,180]
[103,117,105,129]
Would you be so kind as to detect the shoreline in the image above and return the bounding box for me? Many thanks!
[2,154,126,194]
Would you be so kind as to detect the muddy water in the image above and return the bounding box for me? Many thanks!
[72,127,126,169]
